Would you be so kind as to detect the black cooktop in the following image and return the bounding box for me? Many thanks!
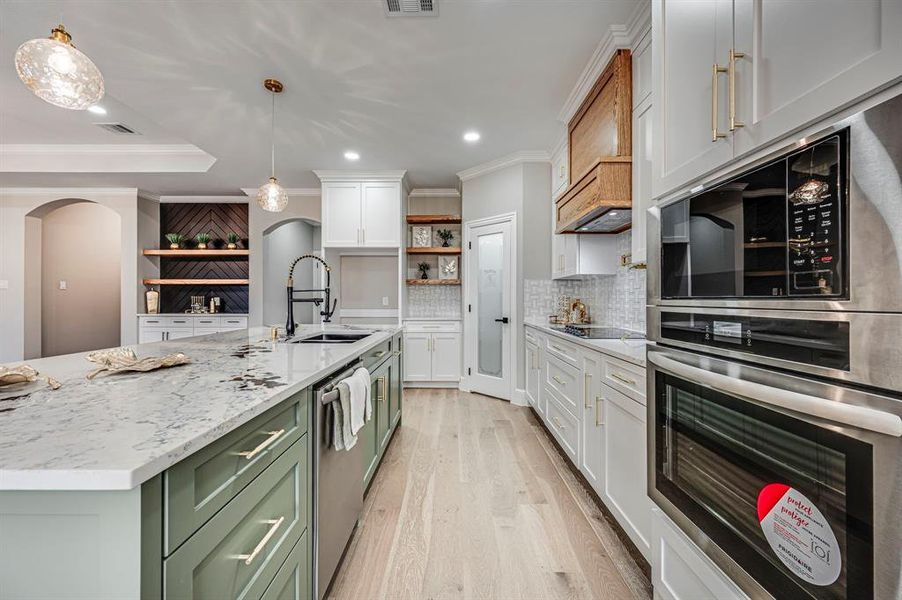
[553,324,645,340]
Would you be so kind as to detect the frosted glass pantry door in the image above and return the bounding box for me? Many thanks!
[466,217,513,400]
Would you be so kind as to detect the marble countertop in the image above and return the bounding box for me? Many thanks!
[524,321,647,367]
[0,325,399,491]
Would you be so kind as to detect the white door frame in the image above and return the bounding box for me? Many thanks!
[461,212,518,401]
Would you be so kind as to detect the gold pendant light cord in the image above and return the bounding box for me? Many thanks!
[270,90,276,179]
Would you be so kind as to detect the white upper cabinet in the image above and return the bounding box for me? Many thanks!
[552,234,620,280]
[732,0,902,156]
[322,182,363,247]
[551,139,569,200]
[317,172,405,248]
[631,27,653,265]
[652,0,734,200]
[361,182,401,247]
[652,0,902,199]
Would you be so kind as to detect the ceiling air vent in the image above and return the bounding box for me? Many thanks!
[385,0,437,17]
[94,122,140,135]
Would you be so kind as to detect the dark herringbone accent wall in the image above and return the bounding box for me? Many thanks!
[159,203,249,313]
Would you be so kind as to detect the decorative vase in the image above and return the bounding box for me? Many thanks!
[420,271,428,280]
[197,242,207,249]
[169,243,179,249]
[441,240,449,247]
[227,243,237,250]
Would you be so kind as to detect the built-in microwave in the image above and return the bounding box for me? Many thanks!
[647,90,902,313]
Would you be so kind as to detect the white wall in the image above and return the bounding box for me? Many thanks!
[136,196,160,313]
[462,161,552,392]
[0,188,140,363]
[263,219,318,326]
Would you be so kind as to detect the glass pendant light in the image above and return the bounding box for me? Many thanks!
[256,78,288,212]
[15,23,104,110]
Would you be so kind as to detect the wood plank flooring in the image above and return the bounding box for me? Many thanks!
[327,388,653,600]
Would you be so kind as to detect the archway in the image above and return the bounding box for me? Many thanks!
[24,199,122,358]
[262,218,321,326]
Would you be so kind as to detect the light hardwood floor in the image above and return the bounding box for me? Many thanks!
[327,388,653,600]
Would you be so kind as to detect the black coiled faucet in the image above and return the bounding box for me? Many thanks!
[286,254,337,336]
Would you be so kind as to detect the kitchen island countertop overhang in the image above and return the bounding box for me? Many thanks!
[0,325,400,491]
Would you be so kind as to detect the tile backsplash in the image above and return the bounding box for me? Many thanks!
[406,285,461,319]
[524,230,646,333]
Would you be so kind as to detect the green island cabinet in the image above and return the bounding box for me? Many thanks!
[0,334,403,600]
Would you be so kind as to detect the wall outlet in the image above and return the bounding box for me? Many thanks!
[59,280,67,290]
[382,296,389,306]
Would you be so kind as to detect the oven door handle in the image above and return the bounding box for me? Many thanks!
[648,351,902,437]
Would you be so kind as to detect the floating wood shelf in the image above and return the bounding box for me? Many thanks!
[143,249,249,257]
[143,278,249,286]
[406,214,462,225]
[406,279,461,286]
[406,247,462,255]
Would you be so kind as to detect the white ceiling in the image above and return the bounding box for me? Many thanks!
[0,0,639,195]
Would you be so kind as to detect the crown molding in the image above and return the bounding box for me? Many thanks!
[0,144,216,173]
[557,0,650,124]
[408,187,461,198]
[550,131,568,159]
[312,170,407,183]
[160,195,249,204]
[0,187,138,197]
[137,190,161,203]
[240,187,321,198]
[456,151,551,182]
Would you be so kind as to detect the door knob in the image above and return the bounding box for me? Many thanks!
[494,317,510,324]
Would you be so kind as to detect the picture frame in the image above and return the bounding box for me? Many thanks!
[412,226,432,248]
[439,256,458,280]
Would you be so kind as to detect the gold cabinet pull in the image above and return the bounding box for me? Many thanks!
[728,49,746,131]
[610,372,636,386]
[236,516,285,565]
[552,415,565,429]
[552,375,566,385]
[584,373,592,409]
[238,429,285,460]
[377,376,387,402]
[595,396,604,427]
[711,63,728,141]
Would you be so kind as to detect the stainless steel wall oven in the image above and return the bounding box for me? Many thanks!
[647,89,902,600]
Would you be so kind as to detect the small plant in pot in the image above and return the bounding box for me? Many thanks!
[165,233,185,249]
[226,233,241,250]
[194,232,212,250]
[436,229,454,247]
[417,261,431,280]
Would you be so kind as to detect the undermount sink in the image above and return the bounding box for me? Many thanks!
[290,332,372,344]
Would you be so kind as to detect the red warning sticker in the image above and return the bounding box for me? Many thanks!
[757,483,841,586]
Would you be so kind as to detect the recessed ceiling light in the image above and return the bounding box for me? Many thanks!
[344,151,360,161]
[463,131,480,143]
[87,104,106,115]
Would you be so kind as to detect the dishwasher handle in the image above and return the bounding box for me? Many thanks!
[648,351,902,438]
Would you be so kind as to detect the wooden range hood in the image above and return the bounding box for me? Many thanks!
[556,49,632,234]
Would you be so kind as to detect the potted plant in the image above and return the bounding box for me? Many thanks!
[194,232,212,250]
[436,229,454,247]
[165,233,184,249]
[417,261,431,280]
[226,233,241,250]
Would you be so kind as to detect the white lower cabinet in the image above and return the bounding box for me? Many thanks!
[580,352,604,495]
[525,335,541,412]
[653,508,748,600]
[138,315,248,343]
[403,321,461,384]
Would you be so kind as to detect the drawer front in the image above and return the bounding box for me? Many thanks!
[603,356,646,405]
[221,315,249,329]
[546,393,580,463]
[164,435,308,600]
[404,320,461,333]
[544,354,580,417]
[261,531,309,600]
[524,327,544,346]
[168,316,193,328]
[165,391,309,553]
[545,337,581,367]
[194,316,222,329]
[139,316,168,327]
[361,339,392,369]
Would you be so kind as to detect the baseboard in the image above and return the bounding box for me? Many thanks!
[403,381,460,389]
[511,388,528,407]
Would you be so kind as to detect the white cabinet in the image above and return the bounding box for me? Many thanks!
[580,352,604,495]
[551,140,569,199]
[652,0,902,199]
[138,315,248,343]
[320,178,402,248]
[403,321,460,383]
[732,0,902,157]
[603,385,652,559]
[552,234,620,280]
[631,28,653,265]
[525,335,541,412]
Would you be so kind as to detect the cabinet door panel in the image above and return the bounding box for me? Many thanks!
[389,345,402,428]
[402,333,431,381]
[373,361,391,452]
[580,352,604,495]
[631,97,653,264]
[139,328,166,343]
[430,333,460,381]
[603,387,652,559]
[653,0,734,198]
[733,0,902,156]
[323,183,361,247]
[525,341,540,408]
[362,182,400,247]
[167,327,195,340]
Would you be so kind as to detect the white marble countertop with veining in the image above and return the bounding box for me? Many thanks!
[0,325,399,491]
[524,320,647,367]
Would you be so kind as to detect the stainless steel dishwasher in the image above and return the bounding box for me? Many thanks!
[313,343,392,599]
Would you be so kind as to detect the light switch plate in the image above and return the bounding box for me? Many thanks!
[382,296,389,306]
[59,280,67,290]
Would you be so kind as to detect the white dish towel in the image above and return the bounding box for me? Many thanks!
[344,367,371,436]
[333,381,355,451]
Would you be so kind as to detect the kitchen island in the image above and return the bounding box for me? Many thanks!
[0,325,403,600]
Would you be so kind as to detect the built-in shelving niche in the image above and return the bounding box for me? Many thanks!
[156,203,249,313]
